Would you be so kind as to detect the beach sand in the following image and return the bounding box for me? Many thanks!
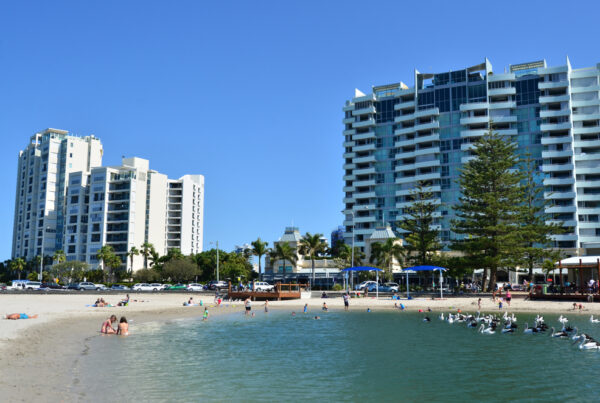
[0,292,597,401]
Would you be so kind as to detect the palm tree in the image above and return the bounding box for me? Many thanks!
[369,239,404,281]
[299,232,326,287]
[96,245,116,272]
[251,238,269,277]
[9,258,26,280]
[128,246,140,272]
[140,242,154,269]
[53,250,66,265]
[269,243,297,275]
[149,247,160,268]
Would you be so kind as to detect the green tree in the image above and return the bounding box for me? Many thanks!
[162,258,198,283]
[451,125,525,291]
[369,238,404,281]
[50,260,89,283]
[332,242,365,269]
[133,268,161,283]
[250,238,269,276]
[9,258,26,280]
[53,250,66,265]
[220,253,254,281]
[160,248,184,264]
[128,246,140,272]
[269,243,298,275]
[299,232,326,287]
[517,154,565,280]
[140,242,154,269]
[398,181,441,266]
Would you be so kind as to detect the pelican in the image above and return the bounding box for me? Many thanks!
[439,313,445,320]
[551,327,569,338]
[570,327,580,340]
[501,327,515,334]
[510,313,517,322]
[561,324,575,333]
[423,316,431,322]
[578,339,600,350]
[524,323,538,334]
[590,315,599,324]
[479,324,495,334]
[558,315,568,324]
[447,314,455,324]
[467,320,477,328]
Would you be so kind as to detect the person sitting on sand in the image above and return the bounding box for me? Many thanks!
[116,317,129,336]
[6,313,38,320]
[118,294,130,306]
[188,297,195,305]
[101,315,117,334]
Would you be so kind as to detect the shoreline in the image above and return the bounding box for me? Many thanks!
[1,293,599,401]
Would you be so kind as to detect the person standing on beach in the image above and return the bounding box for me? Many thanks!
[343,293,349,311]
[505,290,512,307]
[264,300,269,313]
[244,297,251,316]
[303,303,308,314]
[203,307,209,321]
[101,315,117,334]
[478,298,482,311]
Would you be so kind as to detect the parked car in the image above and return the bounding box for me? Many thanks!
[150,283,166,291]
[187,283,205,291]
[380,282,399,293]
[40,282,65,290]
[254,281,275,292]
[95,283,108,291]
[0,283,6,291]
[23,281,42,290]
[133,283,162,292]
[110,284,131,291]
[207,280,228,290]
[9,280,31,290]
[67,282,97,291]
[165,284,187,291]
[355,281,378,291]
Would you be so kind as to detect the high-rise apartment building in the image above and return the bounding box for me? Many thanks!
[342,58,600,257]
[64,157,204,270]
[12,129,103,260]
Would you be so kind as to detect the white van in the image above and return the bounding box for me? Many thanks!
[9,280,32,290]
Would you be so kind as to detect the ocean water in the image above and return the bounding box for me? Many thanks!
[74,309,600,402]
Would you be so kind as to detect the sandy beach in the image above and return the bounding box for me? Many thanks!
[1,292,598,401]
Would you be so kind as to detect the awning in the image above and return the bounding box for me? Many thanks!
[340,266,382,272]
[403,265,448,272]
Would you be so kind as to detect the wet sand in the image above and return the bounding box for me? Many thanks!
[0,292,598,401]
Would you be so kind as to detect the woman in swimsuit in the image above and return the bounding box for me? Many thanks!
[116,317,129,336]
[101,315,117,334]
[6,313,38,320]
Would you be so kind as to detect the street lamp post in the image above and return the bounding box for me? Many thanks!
[210,241,220,282]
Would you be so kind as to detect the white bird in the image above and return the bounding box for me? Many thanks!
[447,315,454,324]
[578,339,600,350]
[510,313,517,322]
[558,315,568,324]
[571,327,580,341]
[479,324,495,334]
[524,323,537,334]
[551,327,569,338]
[590,315,599,324]
[439,313,444,320]
[501,327,514,334]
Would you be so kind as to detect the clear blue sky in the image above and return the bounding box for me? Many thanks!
[1,0,599,259]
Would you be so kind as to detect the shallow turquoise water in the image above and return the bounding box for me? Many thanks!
[76,309,600,402]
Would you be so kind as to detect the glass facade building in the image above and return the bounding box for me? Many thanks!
[342,58,600,257]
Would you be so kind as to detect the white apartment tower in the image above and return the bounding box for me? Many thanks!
[64,157,204,271]
[12,129,103,260]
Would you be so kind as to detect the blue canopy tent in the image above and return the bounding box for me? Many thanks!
[402,265,448,299]
[341,266,383,298]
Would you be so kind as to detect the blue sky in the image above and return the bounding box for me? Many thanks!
[1,0,599,259]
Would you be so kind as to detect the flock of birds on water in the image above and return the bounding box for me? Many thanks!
[422,311,600,350]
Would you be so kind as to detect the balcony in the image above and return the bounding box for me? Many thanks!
[541,136,572,145]
[572,113,600,122]
[545,205,576,213]
[354,191,376,199]
[396,146,440,159]
[353,143,376,152]
[538,81,569,90]
[353,167,376,175]
[543,191,575,199]
[578,194,600,201]
[460,116,489,125]
[353,131,376,141]
[342,117,355,124]
[460,102,488,112]
[461,129,488,138]
[542,150,573,158]
[574,153,600,161]
[395,133,439,147]
[488,101,516,109]
[354,215,376,223]
[396,185,441,196]
[541,163,574,172]
[353,179,376,187]
[575,166,600,174]
[576,179,600,187]
[395,172,440,184]
[571,85,600,94]
[540,122,571,132]
[394,100,416,110]
[552,234,579,241]
[546,219,577,227]
[572,126,600,135]
[488,87,516,96]
[352,106,376,116]
[543,177,575,186]
[491,115,517,123]
[395,159,440,172]
[353,155,376,164]
[352,118,375,129]
[540,109,571,118]
[539,94,570,103]
[394,107,439,123]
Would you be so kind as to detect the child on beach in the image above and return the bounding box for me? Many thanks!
[116,317,129,336]
[101,315,117,334]
[478,298,482,310]
[264,300,269,313]
[498,300,503,310]
[303,303,308,314]
[203,308,209,321]
[322,302,328,312]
